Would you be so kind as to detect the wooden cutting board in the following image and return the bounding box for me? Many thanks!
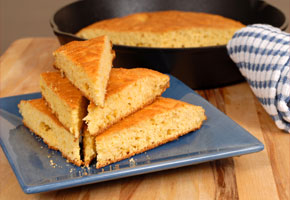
[0,37,288,200]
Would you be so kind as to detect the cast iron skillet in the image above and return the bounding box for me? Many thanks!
[50,0,287,89]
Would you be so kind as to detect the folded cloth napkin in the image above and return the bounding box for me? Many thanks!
[227,24,290,133]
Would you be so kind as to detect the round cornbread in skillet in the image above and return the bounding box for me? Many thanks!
[77,10,245,48]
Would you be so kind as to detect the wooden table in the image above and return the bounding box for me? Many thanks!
[0,37,289,200]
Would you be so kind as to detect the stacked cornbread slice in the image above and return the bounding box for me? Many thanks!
[53,36,115,106]
[84,68,170,136]
[83,68,170,165]
[95,97,206,168]
[19,36,114,166]
[19,35,206,168]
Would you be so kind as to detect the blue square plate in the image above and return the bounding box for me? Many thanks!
[0,75,264,194]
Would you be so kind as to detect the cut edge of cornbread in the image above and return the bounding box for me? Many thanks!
[53,36,115,106]
[77,27,241,48]
[18,99,82,166]
[83,126,96,166]
[95,97,206,168]
[84,68,170,136]
[40,72,89,139]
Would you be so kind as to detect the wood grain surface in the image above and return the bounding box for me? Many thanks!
[0,37,289,200]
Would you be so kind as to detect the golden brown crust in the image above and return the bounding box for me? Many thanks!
[53,36,115,82]
[22,121,82,166]
[78,10,245,34]
[40,72,85,109]
[105,68,170,97]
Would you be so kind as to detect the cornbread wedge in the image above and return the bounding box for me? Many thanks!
[18,99,82,166]
[95,97,206,168]
[84,68,170,136]
[77,10,245,48]
[40,72,89,139]
[53,36,115,106]
[83,126,96,166]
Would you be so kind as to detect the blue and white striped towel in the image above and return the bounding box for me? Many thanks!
[227,24,290,133]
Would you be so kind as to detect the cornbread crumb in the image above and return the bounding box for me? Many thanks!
[77,10,245,48]
[53,36,115,106]
[129,158,136,167]
[95,97,206,168]
[50,159,57,168]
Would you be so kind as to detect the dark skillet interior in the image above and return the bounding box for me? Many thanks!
[51,0,287,89]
